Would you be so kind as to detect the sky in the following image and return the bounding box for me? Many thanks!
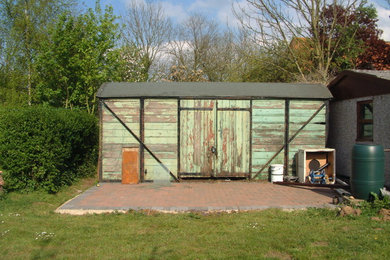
[80,0,390,41]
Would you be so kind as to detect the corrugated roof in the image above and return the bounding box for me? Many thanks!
[97,82,332,99]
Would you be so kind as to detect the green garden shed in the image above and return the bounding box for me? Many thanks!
[97,82,332,183]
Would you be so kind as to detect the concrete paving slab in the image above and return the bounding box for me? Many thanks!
[55,182,338,215]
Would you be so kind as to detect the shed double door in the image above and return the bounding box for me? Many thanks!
[180,100,250,177]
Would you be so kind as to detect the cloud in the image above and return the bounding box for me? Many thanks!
[160,2,189,23]
[374,3,390,41]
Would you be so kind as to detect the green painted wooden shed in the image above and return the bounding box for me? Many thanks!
[97,82,332,183]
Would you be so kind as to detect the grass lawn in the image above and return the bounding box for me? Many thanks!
[1,178,390,259]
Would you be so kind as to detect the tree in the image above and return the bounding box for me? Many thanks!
[166,14,237,82]
[0,0,74,105]
[35,3,147,114]
[234,0,365,83]
[165,65,208,82]
[122,0,173,75]
[240,47,299,82]
[319,3,389,72]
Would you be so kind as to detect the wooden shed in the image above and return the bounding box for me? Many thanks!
[97,82,332,183]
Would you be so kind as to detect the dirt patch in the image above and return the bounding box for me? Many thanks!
[265,251,292,260]
[342,226,350,231]
[339,206,361,216]
[379,209,390,221]
[0,171,4,186]
[311,241,329,247]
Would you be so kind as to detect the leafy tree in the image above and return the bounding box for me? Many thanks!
[0,0,74,105]
[240,47,298,82]
[35,3,147,114]
[320,3,389,72]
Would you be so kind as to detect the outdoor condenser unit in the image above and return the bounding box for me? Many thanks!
[297,148,336,184]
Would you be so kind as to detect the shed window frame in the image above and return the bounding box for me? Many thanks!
[356,100,373,141]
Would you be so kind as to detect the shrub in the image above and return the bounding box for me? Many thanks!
[0,106,98,193]
[359,192,390,216]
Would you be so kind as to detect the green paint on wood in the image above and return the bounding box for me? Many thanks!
[180,100,250,177]
[102,99,140,180]
[251,100,285,179]
[144,99,178,180]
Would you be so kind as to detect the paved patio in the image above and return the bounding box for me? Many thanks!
[56,181,337,215]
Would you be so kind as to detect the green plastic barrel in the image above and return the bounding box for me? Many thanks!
[351,144,384,200]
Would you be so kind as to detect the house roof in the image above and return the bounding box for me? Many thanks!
[97,82,332,100]
[328,70,390,101]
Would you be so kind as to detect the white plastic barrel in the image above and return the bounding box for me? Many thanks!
[270,164,284,182]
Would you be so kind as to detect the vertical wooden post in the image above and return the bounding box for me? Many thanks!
[284,99,290,176]
[140,99,145,182]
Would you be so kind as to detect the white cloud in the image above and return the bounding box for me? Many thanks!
[160,2,189,23]
[373,3,390,41]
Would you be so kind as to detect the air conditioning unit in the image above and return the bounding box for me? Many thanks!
[297,149,336,184]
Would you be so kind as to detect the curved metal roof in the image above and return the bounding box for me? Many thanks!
[97,82,332,100]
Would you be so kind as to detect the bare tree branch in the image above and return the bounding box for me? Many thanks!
[122,0,172,73]
[234,0,362,83]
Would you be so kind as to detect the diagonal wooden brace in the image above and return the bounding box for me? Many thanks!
[102,101,180,182]
[252,103,326,180]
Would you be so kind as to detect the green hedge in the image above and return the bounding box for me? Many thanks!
[0,106,98,193]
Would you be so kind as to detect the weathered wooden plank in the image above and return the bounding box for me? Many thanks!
[103,114,139,122]
[289,124,325,132]
[144,115,177,123]
[144,123,177,130]
[285,101,327,175]
[252,108,285,116]
[105,99,139,108]
[181,100,215,108]
[252,100,285,109]
[102,157,121,166]
[143,99,178,180]
[216,110,250,175]
[144,159,177,181]
[251,100,285,179]
[144,144,177,152]
[180,108,215,175]
[102,122,140,131]
[289,101,324,109]
[145,130,177,138]
[144,136,177,144]
[102,164,122,172]
[252,144,285,151]
[102,136,139,144]
[252,139,284,145]
[252,123,285,130]
[102,172,121,180]
[218,100,250,109]
[252,117,285,124]
[144,152,177,159]
[289,115,326,124]
[102,150,122,158]
[103,108,140,114]
[145,100,178,109]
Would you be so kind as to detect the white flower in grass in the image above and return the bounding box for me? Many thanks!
[1,230,10,236]
[35,231,55,240]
